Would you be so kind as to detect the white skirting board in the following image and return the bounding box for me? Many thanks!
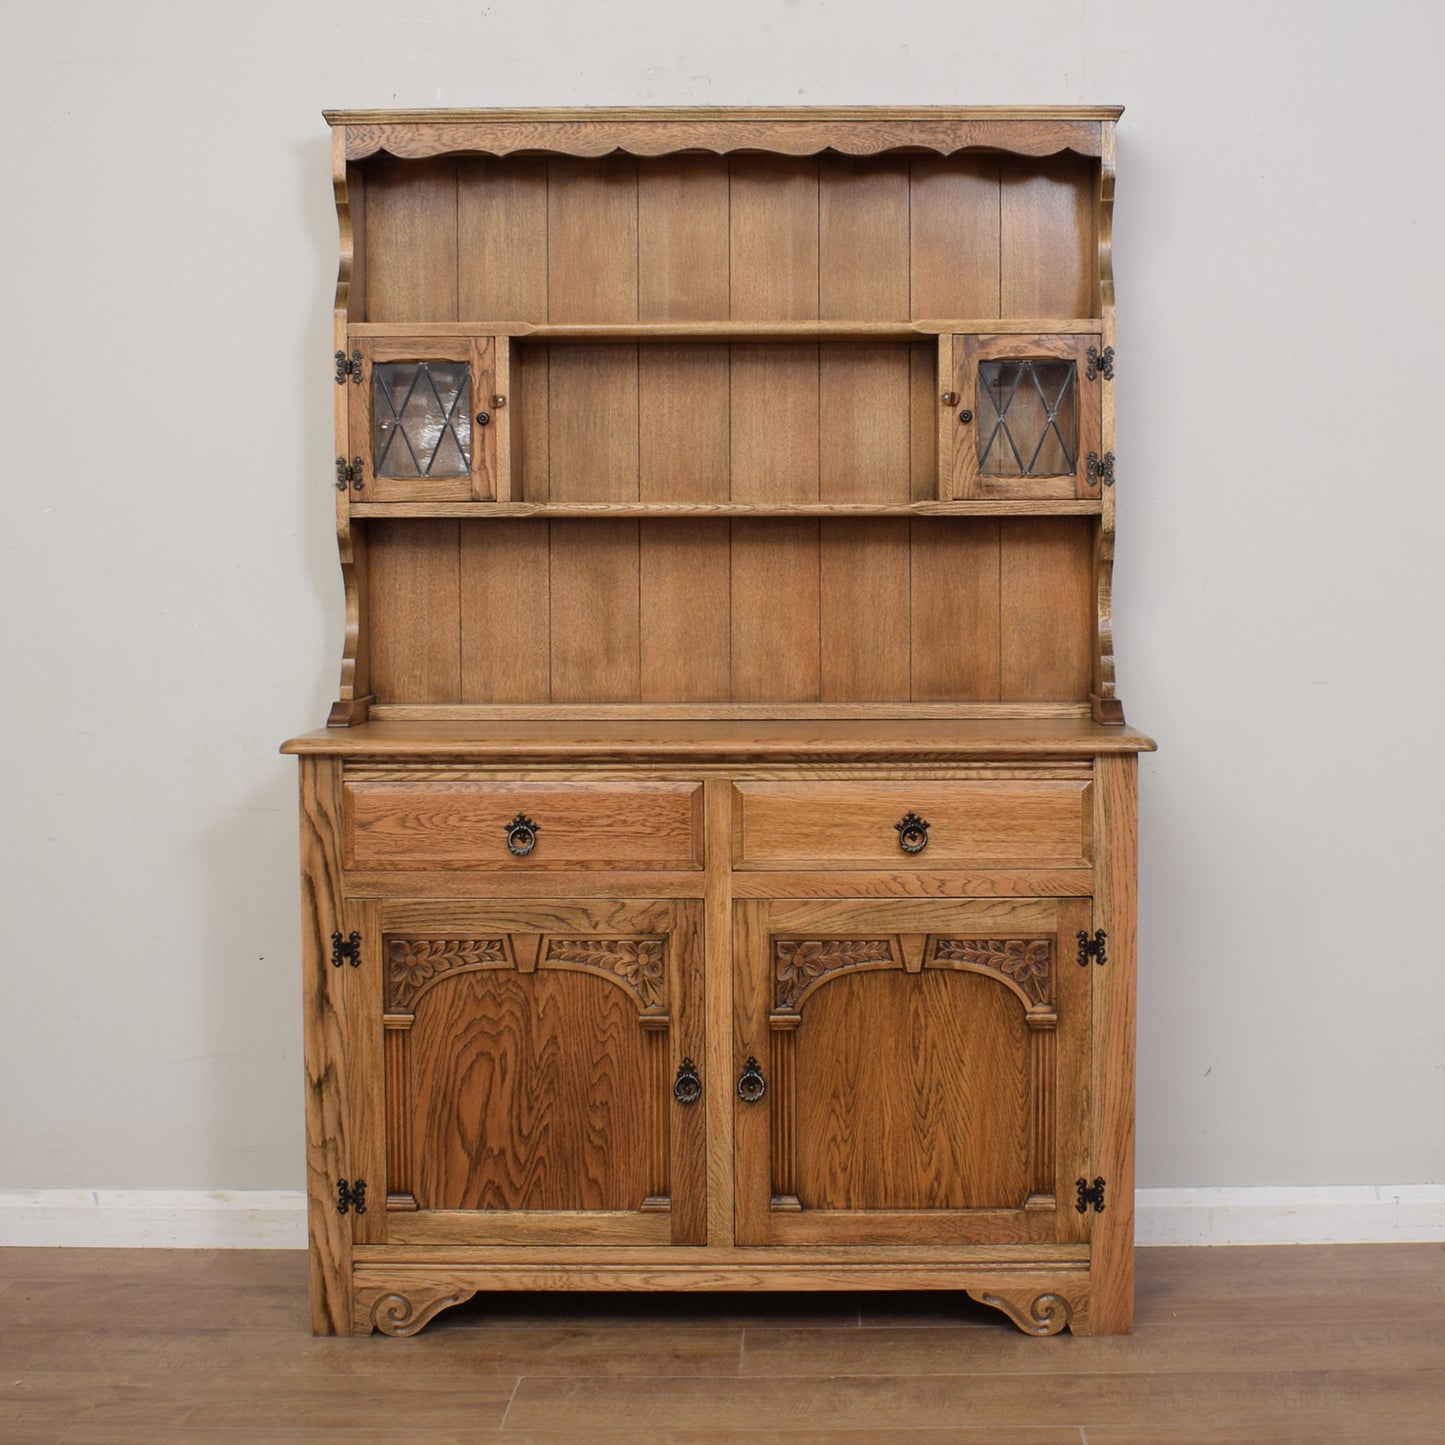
[1,1186,1443,1249]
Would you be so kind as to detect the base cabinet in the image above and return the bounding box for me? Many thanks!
[295,754,1141,1339]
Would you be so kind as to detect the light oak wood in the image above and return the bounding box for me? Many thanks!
[732,778,1092,870]
[349,499,1104,517]
[342,779,703,870]
[350,317,1105,337]
[286,718,1156,759]
[295,106,1149,1338]
[333,108,1117,164]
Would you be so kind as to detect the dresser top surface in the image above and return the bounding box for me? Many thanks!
[282,718,1155,761]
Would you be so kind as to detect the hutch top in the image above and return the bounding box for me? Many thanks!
[303,104,1140,735]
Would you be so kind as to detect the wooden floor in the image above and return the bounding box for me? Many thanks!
[1,1246,1442,1443]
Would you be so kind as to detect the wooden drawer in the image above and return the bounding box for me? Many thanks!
[733,778,1092,870]
[343,780,704,870]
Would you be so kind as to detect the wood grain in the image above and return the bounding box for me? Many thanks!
[456,157,547,320]
[409,968,652,1211]
[733,778,1092,870]
[637,155,729,321]
[910,155,1002,319]
[819,157,910,320]
[640,521,730,701]
[364,521,461,704]
[343,779,703,870]
[727,153,823,707]
[999,517,1094,701]
[729,519,820,701]
[909,518,1001,701]
[297,758,352,1333]
[363,157,457,323]
[1087,753,1139,1334]
[546,156,638,323]
[548,519,640,701]
[284,717,1157,758]
[544,345,638,502]
[819,518,910,701]
[729,156,819,323]
[796,970,1031,1209]
[1001,152,1096,319]
[458,519,550,703]
[336,109,1115,163]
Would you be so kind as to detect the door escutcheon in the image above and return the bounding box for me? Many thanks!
[673,1058,702,1105]
[737,1057,766,1103]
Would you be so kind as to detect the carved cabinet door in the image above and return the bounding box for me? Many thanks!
[351,897,705,1247]
[733,896,1093,1247]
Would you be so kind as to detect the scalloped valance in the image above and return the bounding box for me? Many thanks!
[327,106,1122,162]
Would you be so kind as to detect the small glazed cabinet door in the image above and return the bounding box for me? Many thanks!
[951,334,1105,500]
[352,897,705,1247]
[346,337,498,501]
[733,895,1093,1247]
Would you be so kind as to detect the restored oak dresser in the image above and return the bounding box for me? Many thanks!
[283,106,1155,1337]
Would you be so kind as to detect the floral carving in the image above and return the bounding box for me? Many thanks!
[544,938,666,1009]
[386,938,508,1011]
[932,938,1053,1006]
[774,939,896,1011]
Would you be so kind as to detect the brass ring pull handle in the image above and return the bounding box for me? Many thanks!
[673,1058,701,1105]
[895,811,930,854]
[505,812,539,857]
[736,1056,766,1104]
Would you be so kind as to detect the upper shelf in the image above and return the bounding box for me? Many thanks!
[346,500,1104,520]
[326,106,1123,162]
[347,320,1104,341]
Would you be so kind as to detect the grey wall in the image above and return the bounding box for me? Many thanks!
[2,0,1441,1190]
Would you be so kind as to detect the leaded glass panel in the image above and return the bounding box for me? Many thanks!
[373,362,472,479]
[977,360,1077,476]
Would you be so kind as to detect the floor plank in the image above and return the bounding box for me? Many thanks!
[503,1370,1445,1434]
[2,1372,516,1433]
[0,1245,1441,1442]
[52,1432,1083,1445]
[742,1318,1445,1375]
[0,1322,743,1377]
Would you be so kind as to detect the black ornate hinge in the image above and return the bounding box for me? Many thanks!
[331,930,362,968]
[335,456,363,491]
[336,1178,367,1215]
[335,348,362,384]
[1076,1176,1106,1214]
[1087,451,1116,487]
[1086,345,1115,381]
[1077,929,1108,967]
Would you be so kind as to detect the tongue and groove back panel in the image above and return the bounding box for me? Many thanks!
[353,150,1099,709]
[364,516,1094,705]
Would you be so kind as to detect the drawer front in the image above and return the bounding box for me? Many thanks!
[734,779,1092,870]
[344,780,704,870]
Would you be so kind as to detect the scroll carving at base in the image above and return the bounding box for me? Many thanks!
[360,1286,475,1337]
[967,1288,1075,1336]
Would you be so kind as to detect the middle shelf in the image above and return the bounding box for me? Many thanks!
[347,500,1104,518]
[338,324,1112,511]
